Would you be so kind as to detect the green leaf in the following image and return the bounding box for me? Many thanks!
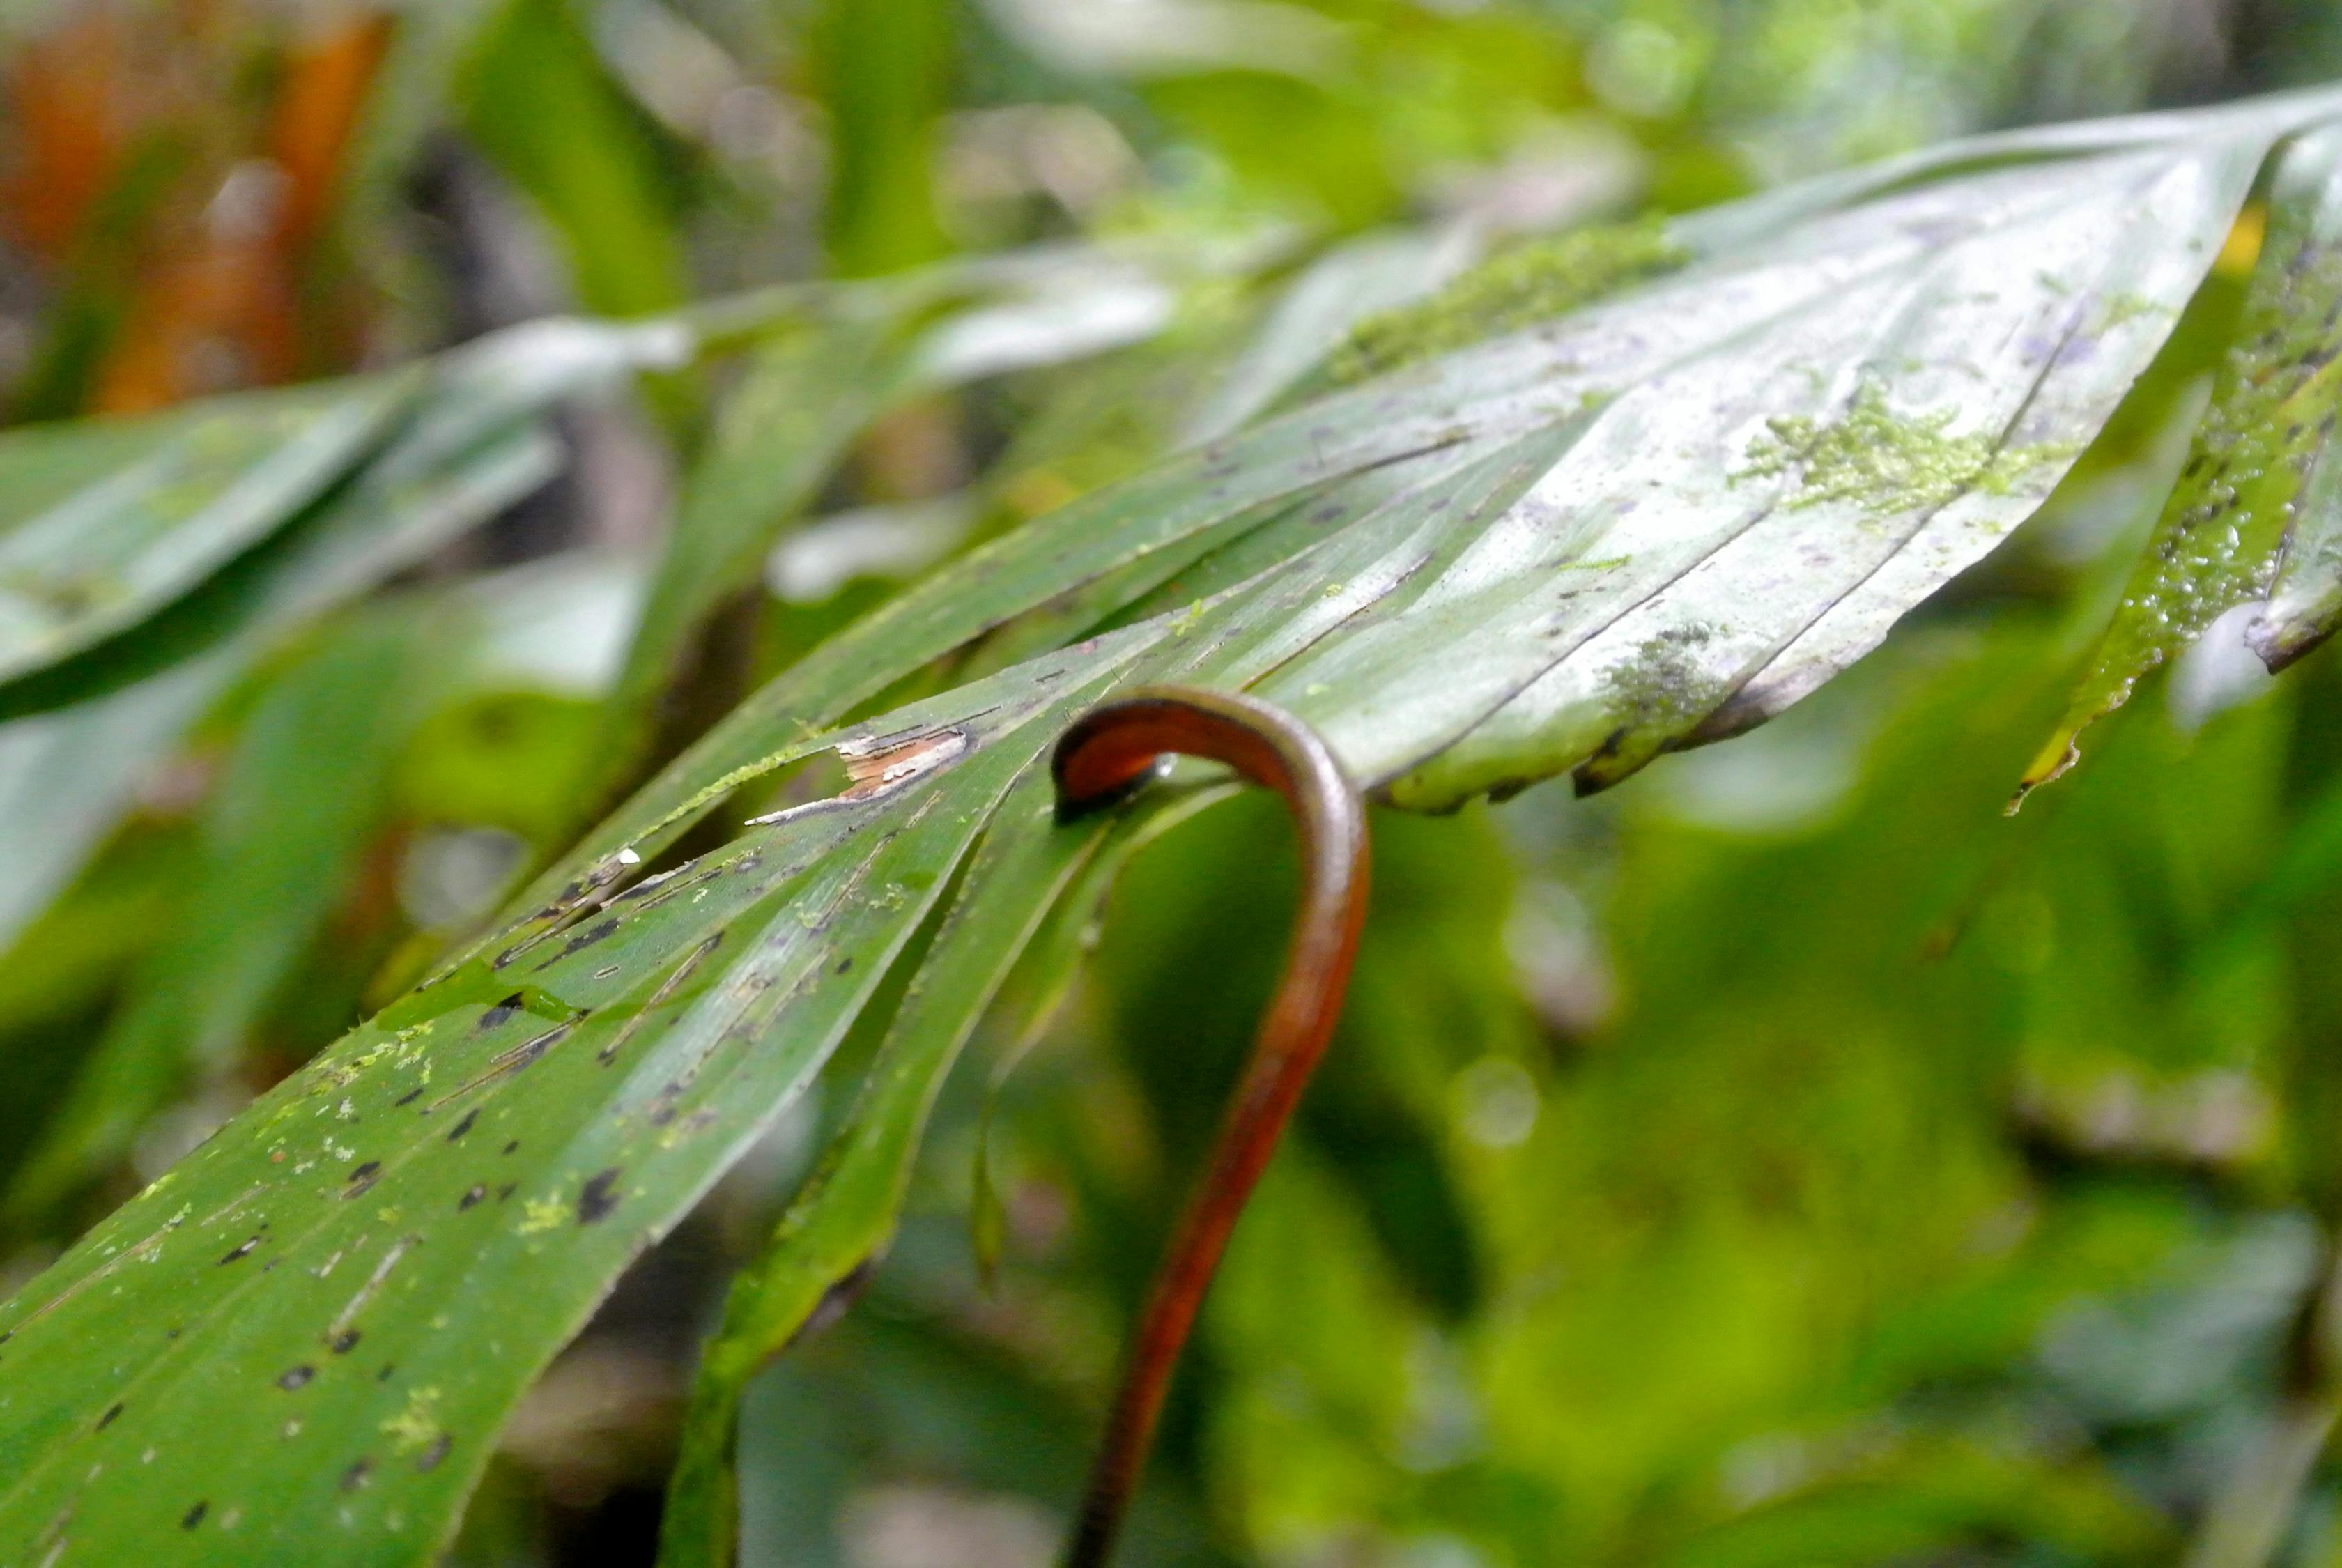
[0,376,412,687]
[0,315,671,965]
[1182,226,1475,445]
[5,609,446,1223]
[656,776,1228,1567]
[658,777,1112,1568]
[8,90,2342,1567]
[591,248,1189,809]
[2026,123,2342,796]
[808,0,952,277]
[587,309,927,807]
[460,0,691,318]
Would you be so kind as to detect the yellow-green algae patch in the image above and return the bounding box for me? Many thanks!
[1327,218,1686,385]
[1736,383,2076,518]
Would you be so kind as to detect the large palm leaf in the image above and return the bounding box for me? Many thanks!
[5,86,2342,1566]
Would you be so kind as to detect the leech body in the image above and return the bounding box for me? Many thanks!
[1051,686,1370,1568]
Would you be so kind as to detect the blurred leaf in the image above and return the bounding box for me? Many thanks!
[1182,224,1476,445]
[590,307,927,806]
[1665,1437,2173,1567]
[0,316,681,722]
[0,314,677,976]
[0,420,556,964]
[0,376,410,686]
[461,0,691,318]
[6,608,445,1223]
[810,0,953,277]
[597,246,1195,806]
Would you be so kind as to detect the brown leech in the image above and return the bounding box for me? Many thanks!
[1052,686,1370,1567]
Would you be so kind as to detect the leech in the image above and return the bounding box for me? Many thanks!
[1051,686,1369,1568]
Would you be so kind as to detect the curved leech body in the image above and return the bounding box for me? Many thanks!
[1051,686,1370,1568]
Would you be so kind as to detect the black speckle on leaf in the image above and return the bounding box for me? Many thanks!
[539,918,619,969]
[219,1237,260,1266]
[502,1139,520,1155]
[376,1364,396,1383]
[417,1433,452,1473]
[341,1459,372,1493]
[344,1161,382,1199]
[477,994,525,1031]
[330,1330,361,1355]
[278,1365,315,1391]
[495,1183,516,1203]
[446,1109,477,1143]
[181,1502,207,1530]
[96,1401,123,1430]
[577,1168,623,1225]
[395,1087,422,1107]
[459,1185,486,1211]
[835,956,853,974]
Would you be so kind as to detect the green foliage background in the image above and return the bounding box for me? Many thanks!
[5,1,2342,1565]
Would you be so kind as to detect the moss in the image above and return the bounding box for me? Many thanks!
[2097,291,2167,331]
[1327,217,1686,385]
[1736,383,2074,518]
[1606,624,1719,735]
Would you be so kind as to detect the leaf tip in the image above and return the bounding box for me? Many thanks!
[2009,735,2081,814]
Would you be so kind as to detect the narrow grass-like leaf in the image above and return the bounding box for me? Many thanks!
[6,610,446,1222]
[460,0,688,318]
[594,252,1184,808]
[0,422,559,968]
[658,773,1109,1568]
[0,636,1154,1563]
[2024,124,2342,796]
[0,314,674,960]
[0,376,411,686]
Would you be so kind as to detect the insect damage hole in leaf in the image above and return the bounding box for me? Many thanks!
[744,723,970,824]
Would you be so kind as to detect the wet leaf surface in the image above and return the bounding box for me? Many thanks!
[2027,124,2342,794]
